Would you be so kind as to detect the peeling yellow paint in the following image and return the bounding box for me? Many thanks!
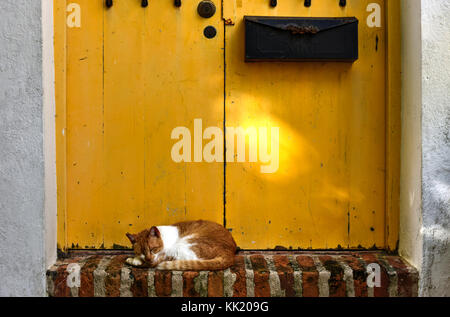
[55,0,400,250]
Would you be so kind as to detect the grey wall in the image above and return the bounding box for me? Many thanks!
[420,0,450,297]
[0,0,46,296]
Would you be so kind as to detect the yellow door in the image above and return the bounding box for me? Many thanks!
[55,0,398,251]
[224,0,386,249]
[57,0,224,249]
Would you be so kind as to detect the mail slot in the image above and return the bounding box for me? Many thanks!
[245,16,359,62]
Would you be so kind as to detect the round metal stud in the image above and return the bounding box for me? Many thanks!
[198,1,216,18]
[203,26,217,39]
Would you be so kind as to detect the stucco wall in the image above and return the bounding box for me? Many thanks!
[399,0,423,276]
[400,0,450,297]
[0,0,47,296]
[42,0,57,275]
[420,0,450,297]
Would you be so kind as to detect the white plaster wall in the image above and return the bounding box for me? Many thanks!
[42,0,57,271]
[401,0,450,297]
[0,0,55,296]
[420,0,450,297]
[400,0,423,274]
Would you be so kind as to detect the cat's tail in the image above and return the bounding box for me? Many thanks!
[157,256,233,271]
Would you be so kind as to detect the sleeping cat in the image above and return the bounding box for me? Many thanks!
[125,220,237,270]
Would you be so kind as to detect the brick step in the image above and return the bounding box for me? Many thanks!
[46,251,418,297]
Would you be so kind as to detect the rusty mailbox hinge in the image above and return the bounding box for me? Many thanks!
[222,0,236,25]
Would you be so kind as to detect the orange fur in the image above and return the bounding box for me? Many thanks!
[126,220,237,271]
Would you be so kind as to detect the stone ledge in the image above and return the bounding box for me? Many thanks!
[46,251,418,297]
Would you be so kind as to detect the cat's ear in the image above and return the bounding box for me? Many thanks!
[126,232,136,244]
[149,226,161,238]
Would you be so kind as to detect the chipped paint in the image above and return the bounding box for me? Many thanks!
[56,0,394,251]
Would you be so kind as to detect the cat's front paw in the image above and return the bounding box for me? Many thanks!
[126,257,143,267]
[156,261,172,270]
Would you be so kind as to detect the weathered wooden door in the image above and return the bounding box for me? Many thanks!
[56,0,397,251]
[57,0,224,249]
[224,0,387,249]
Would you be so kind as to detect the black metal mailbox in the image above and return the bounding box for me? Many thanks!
[245,16,359,62]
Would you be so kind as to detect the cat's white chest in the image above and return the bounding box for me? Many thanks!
[157,226,198,261]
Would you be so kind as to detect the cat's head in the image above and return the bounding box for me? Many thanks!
[126,226,163,266]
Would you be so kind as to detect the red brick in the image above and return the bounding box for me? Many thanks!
[230,255,246,297]
[385,255,418,297]
[155,271,172,297]
[79,256,102,297]
[208,271,224,297]
[360,253,389,297]
[296,255,319,297]
[183,271,200,297]
[296,255,316,269]
[319,255,346,297]
[130,268,148,297]
[250,255,270,297]
[105,255,128,297]
[47,252,419,298]
[273,255,295,297]
[53,257,84,297]
[341,255,368,297]
[53,265,71,297]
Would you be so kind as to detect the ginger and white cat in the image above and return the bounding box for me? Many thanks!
[125,220,237,270]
